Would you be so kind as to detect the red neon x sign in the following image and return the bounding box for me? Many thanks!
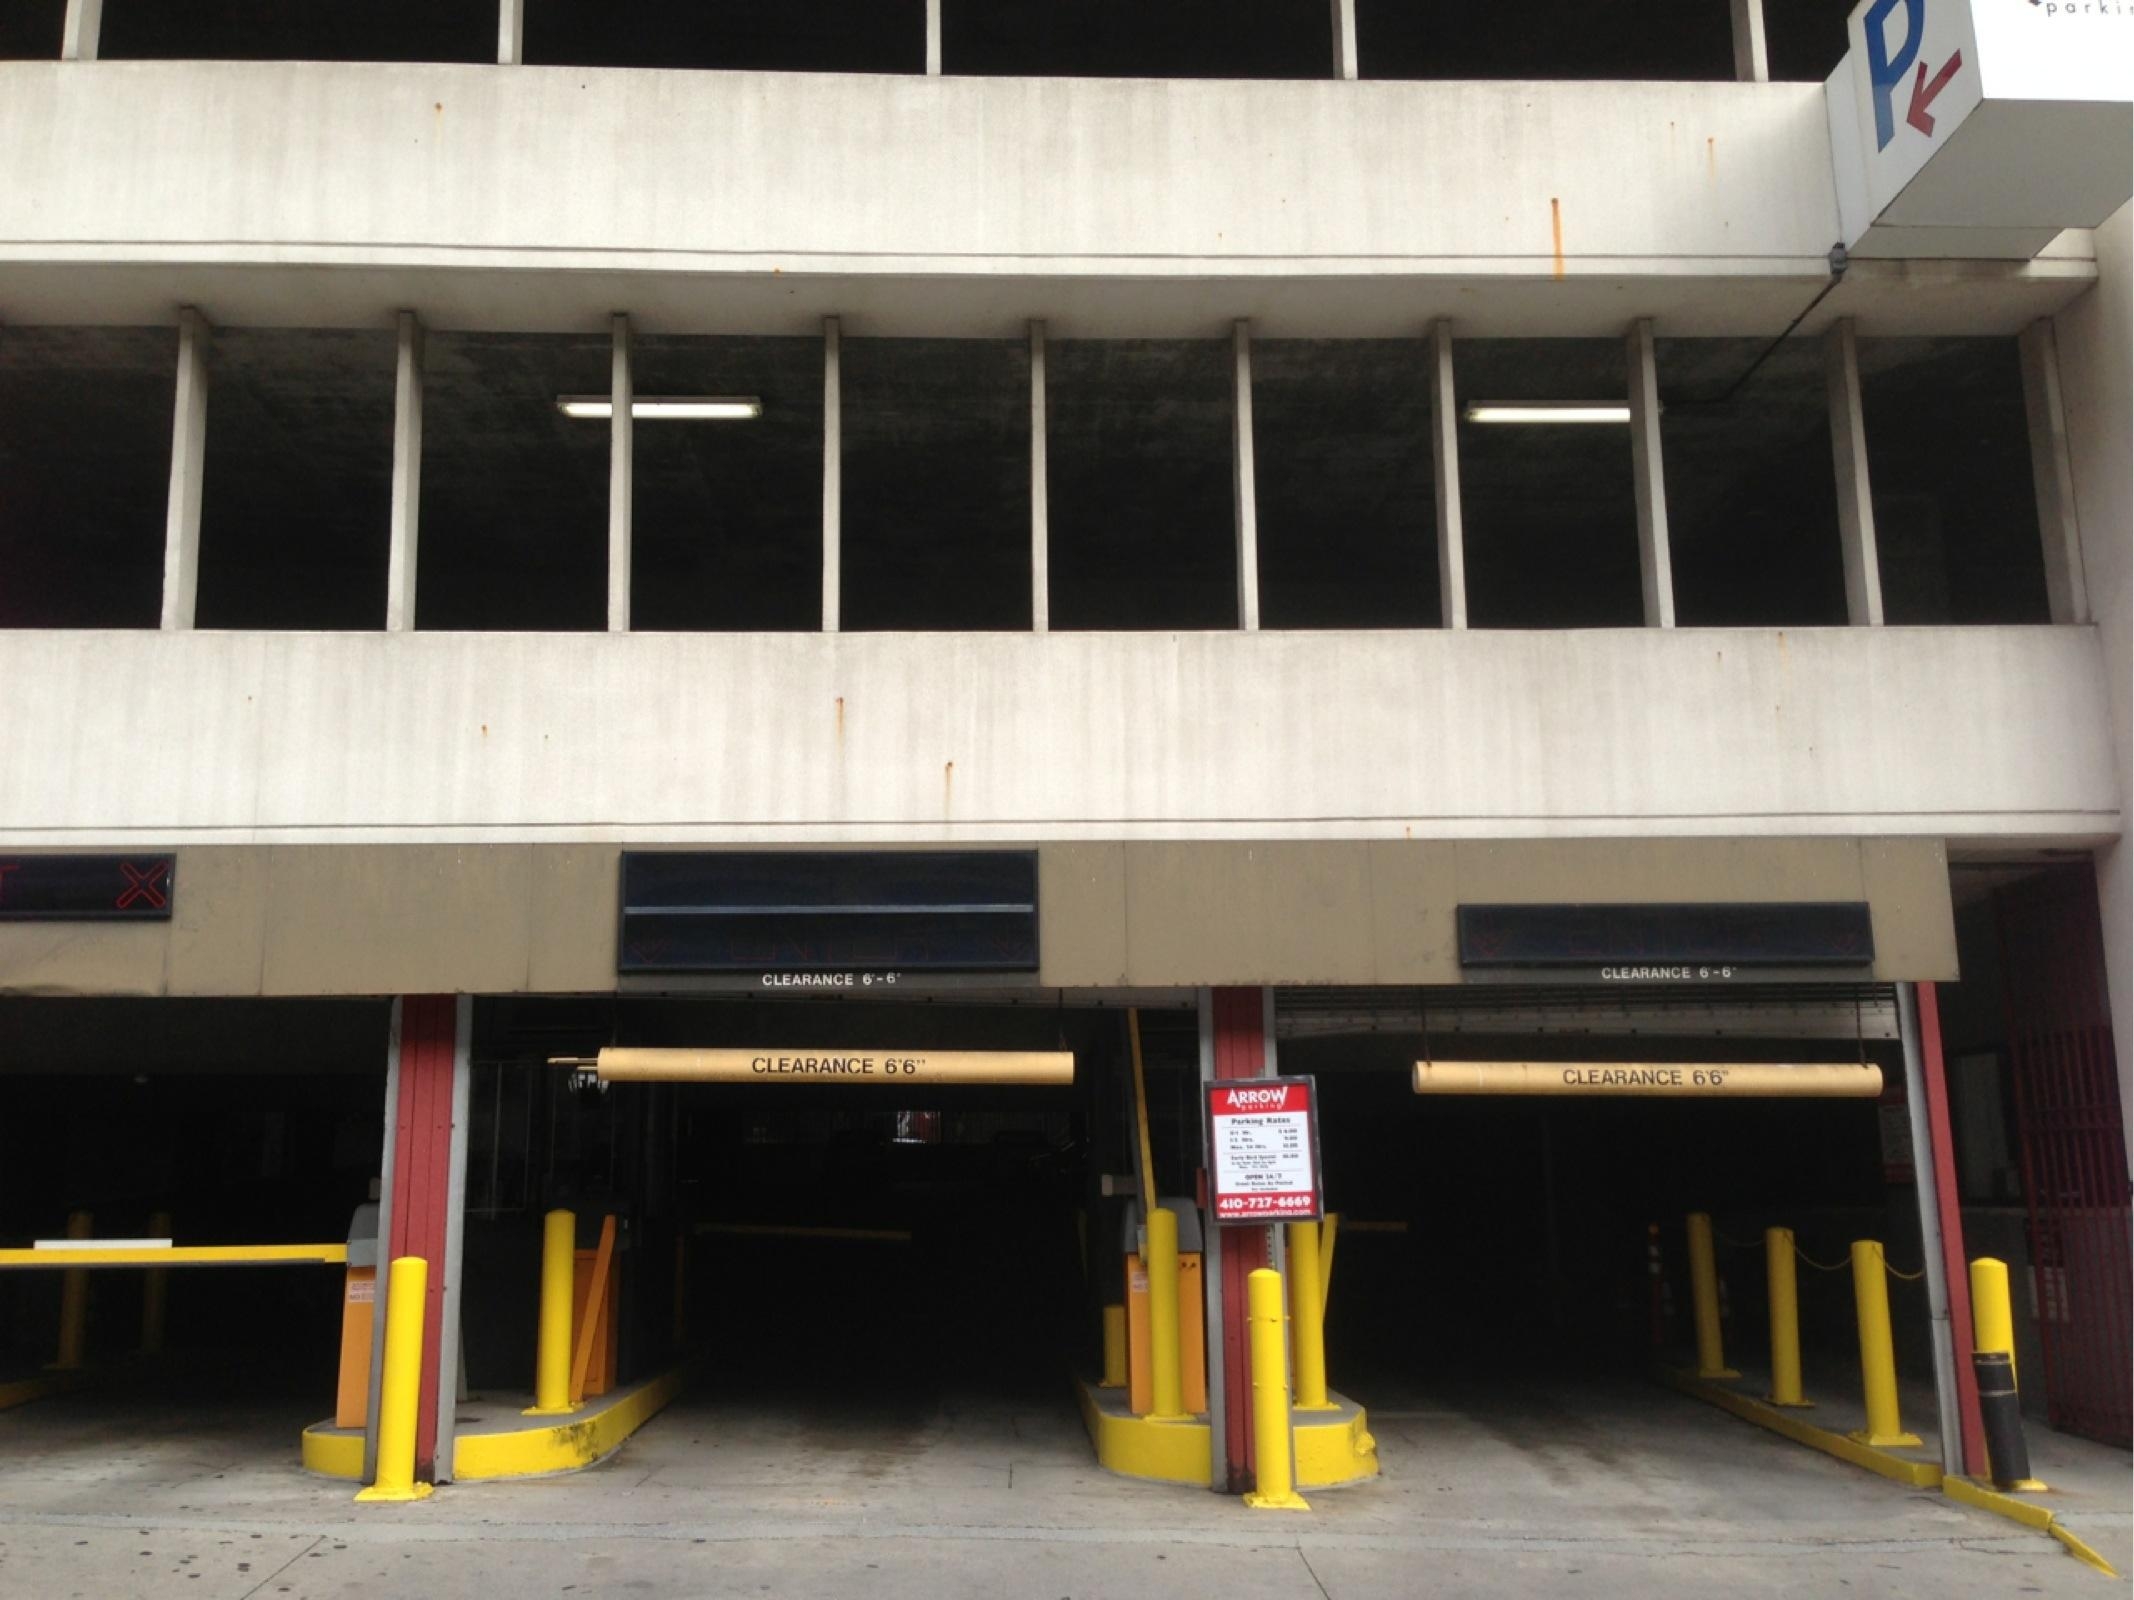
[115,861,169,912]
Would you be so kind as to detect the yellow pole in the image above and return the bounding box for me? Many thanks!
[1970,1257,2017,1388]
[1848,1240,1921,1448]
[1685,1213,1737,1378]
[1100,1303,1128,1387]
[51,1210,91,1371]
[1127,1008,1157,1211]
[140,1210,171,1356]
[526,1208,577,1415]
[354,1255,433,1503]
[1242,1267,1309,1511]
[1318,1213,1338,1308]
[1286,1220,1333,1411]
[1145,1205,1186,1420]
[1764,1227,1808,1407]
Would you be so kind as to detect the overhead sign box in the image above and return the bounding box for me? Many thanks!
[1827,0,2132,257]
[0,854,174,921]
[1205,1077,1323,1225]
[617,850,1039,976]
[1456,903,1875,981]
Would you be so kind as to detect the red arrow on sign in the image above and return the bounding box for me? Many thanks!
[1907,50,1964,137]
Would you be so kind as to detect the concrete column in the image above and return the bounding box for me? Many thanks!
[1730,0,1769,83]
[385,312,425,633]
[925,0,942,74]
[607,314,633,634]
[1232,320,1261,632]
[1427,321,1469,630]
[2019,320,2090,625]
[1824,318,1886,626]
[1030,320,1050,633]
[822,316,842,633]
[159,308,211,632]
[1330,0,1358,79]
[60,0,103,60]
[497,0,524,65]
[1626,318,1677,628]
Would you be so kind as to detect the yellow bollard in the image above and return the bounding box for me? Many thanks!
[1848,1240,1921,1448]
[1764,1227,1809,1407]
[1100,1303,1127,1388]
[525,1208,577,1415]
[1685,1213,1738,1378]
[1145,1207,1186,1421]
[355,1255,433,1503]
[141,1211,171,1356]
[1285,1220,1333,1411]
[50,1211,91,1371]
[1242,1268,1309,1511]
[1970,1257,2017,1386]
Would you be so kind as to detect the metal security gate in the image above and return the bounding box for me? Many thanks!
[1997,867,2132,1446]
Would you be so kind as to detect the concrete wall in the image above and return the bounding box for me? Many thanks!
[2053,200,2133,1173]
[0,627,2115,848]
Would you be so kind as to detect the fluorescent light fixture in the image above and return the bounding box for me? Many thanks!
[556,396,762,420]
[1463,402,1635,425]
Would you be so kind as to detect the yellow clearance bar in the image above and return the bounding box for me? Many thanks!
[0,1244,349,1269]
[1412,1062,1884,1098]
[572,1048,1074,1087]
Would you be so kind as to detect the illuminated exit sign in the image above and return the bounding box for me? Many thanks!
[0,855,174,920]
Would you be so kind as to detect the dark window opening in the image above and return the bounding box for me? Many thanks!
[0,326,174,628]
[0,0,64,58]
[193,329,395,630]
[630,335,822,633]
[99,0,493,63]
[946,0,1329,79]
[1253,339,1437,629]
[1659,337,1849,627]
[1765,0,1857,82]
[1455,339,1645,628]
[1046,340,1236,631]
[1858,338,2047,624]
[1358,0,1733,80]
[417,332,610,631]
[843,338,1029,631]
[526,0,924,73]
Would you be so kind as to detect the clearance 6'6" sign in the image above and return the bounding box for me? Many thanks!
[1206,1077,1323,1225]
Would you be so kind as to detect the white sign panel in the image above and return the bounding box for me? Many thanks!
[1844,0,1986,218]
[1205,1076,1322,1225]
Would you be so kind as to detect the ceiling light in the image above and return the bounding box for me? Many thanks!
[556,396,762,420]
[1463,402,1635,425]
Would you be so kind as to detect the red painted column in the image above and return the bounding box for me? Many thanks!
[1917,981,1986,1475]
[1212,986,1271,1494]
[385,994,458,1481]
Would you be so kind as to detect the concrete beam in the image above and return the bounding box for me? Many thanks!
[159,308,211,632]
[385,312,424,633]
[1330,0,1358,80]
[1824,318,1886,627]
[59,0,103,61]
[1233,320,1261,632]
[822,316,842,633]
[607,313,633,634]
[1627,317,1676,628]
[1730,0,1769,84]
[1428,321,1468,630]
[1030,320,1050,634]
[497,0,523,66]
[2019,320,2090,625]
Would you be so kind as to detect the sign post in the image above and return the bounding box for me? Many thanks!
[1206,1077,1323,1226]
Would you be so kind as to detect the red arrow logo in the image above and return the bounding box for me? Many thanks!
[1907,50,1964,137]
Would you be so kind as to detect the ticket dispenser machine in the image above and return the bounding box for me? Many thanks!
[334,1198,380,1427]
[1122,1197,1206,1416]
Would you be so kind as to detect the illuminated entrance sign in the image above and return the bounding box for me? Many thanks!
[0,854,174,920]
[559,1048,1073,1087]
[1206,1077,1323,1224]
[1411,1062,1885,1098]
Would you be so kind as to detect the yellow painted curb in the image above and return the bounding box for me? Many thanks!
[303,1366,685,1485]
[1943,1475,2121,1578]
[1656,1366,1943,1489]
[1295,1403,1380,1487]
[1074,1374,1211,1486]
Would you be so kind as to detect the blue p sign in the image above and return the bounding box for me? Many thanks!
[1863,0,1925,150]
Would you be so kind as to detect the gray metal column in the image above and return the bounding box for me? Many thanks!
[361,1000,405,1485]
[1197,989,1226,1491]
[431,996,475,1481]
[1897,982,1964,1476]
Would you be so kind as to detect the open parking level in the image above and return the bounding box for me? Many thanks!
[1,1365,2125,1599]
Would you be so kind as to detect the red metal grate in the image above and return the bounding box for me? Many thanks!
[1996,867,2131,1446]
